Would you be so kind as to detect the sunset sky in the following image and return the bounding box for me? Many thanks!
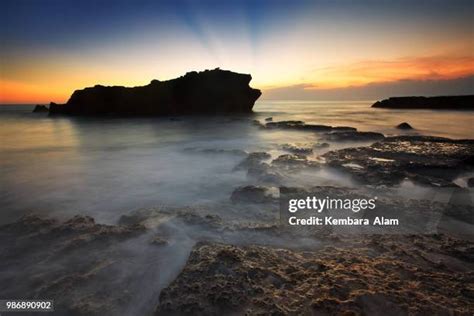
[1,0,473,103]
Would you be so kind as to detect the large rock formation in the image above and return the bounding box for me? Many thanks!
[49,69,261,116]
[372,95,474,110]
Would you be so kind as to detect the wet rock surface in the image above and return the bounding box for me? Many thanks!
[281,143,314,155]
[230,185,277,204]
[234,152,271,170]
[2,182,473,316]
[271,154,320,170]
[264,120,357,132]
[0,215,147,316]
[156,235,474,316]
[323,136,474,186]
[324,131,385,142]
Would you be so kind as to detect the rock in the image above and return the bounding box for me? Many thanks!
[32,105,49,113]
[324,131,385,142]
[468,177,474,188]
[247,162,284,185]
[49,68,261,116]
[234,152,271,171]
[265,120,357,132]
[323,135,474,186]
[314,142,330,149]
[150,235,169,246]
[0,215,146,315]
[396,122,413,129]
[264,117,273,121]
[252,119,265,128]
[281,144,313,155]
[372,95,474,110]
[271,154,320,170]
[155,239,474,315]
[230,185,276,204]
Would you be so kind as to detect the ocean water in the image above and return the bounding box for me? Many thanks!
[1,101,473,316]
[1,101,473,225]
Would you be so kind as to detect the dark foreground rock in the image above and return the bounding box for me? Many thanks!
[372,95,474,110]
[0,215,146,315]
[49,69,261,116]
[396,122,413,129]
[32,105,49,112]
[323,135,474,186]
[156,237,474,315]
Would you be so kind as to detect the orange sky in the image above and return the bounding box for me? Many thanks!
[2,53,473,104]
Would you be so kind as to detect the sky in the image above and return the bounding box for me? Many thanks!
[0,0,473,103]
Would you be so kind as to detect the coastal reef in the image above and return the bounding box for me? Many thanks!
[0,215,147,315]
[156,236,474,315]
[323,136,474,187]
[49,69,261,116]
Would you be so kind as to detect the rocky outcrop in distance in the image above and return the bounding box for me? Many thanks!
[32,105,48,112]
[49,69,261,116]
[372,95,474,110]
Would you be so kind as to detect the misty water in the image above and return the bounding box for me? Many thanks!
[1,101,473,315]
[2,101,473,224]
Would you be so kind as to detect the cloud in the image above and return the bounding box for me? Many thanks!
[303,55,474,89]
[262,75,474,100]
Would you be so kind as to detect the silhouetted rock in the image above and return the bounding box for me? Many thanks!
[372,95,474,110]
[49,69,261,116]
[32,105,48,113]
[396,122,413,129]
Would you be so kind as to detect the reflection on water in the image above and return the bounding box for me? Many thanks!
[0,101,473,224]
[257,100,474,139]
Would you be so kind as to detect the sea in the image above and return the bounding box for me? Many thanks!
[1,100,473,225]
[1,100,473,315]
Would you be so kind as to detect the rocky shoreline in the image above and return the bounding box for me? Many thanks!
[1,118,473,315]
